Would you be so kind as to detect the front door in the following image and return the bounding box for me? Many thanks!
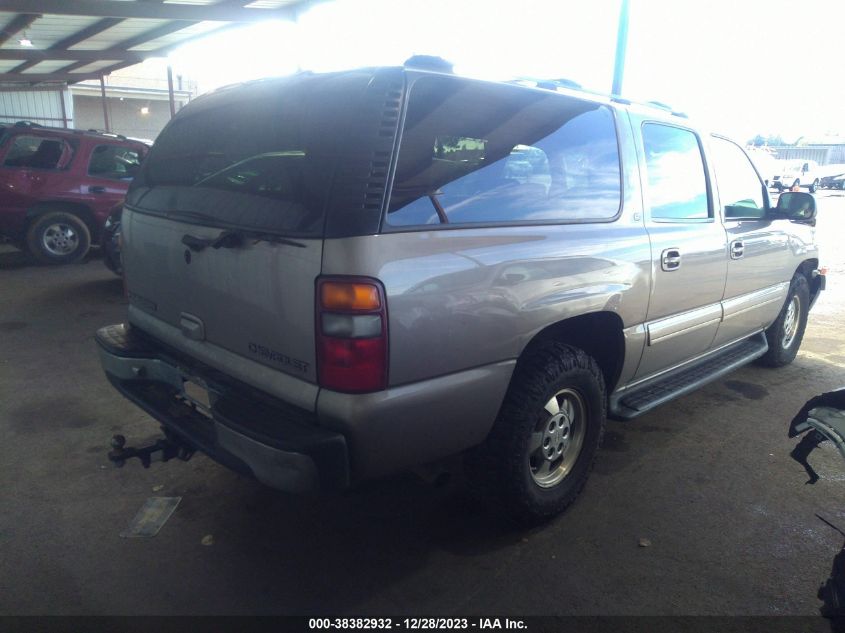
[707,135,791,348]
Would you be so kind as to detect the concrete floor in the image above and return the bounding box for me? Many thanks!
[1,192,844,616]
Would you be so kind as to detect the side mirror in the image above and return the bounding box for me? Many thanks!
[775,191,817,224]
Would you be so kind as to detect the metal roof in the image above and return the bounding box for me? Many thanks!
[0,0,321,87]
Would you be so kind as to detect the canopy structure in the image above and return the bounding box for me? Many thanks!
[0,0,321,87]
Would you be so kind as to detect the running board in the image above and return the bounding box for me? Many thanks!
[609,333,769,419]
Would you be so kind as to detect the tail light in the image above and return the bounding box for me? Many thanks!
[316,277,388,393]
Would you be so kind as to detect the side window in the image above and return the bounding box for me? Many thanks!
[709,136,765,219]
[386,77,621,227]
[88,144,142,180]
[642,123,709,220]
[2,135,73,170]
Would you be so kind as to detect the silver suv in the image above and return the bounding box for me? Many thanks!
[97,65,825,522]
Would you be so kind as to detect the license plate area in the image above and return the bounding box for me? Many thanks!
[180,376,214,417]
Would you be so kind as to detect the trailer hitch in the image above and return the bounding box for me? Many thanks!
[108,430,195,469]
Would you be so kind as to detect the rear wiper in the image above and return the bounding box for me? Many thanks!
[245,232,306,248]
[181,229,305,252]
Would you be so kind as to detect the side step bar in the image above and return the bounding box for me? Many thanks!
[609,333,769,420]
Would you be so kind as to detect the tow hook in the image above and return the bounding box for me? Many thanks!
[108,430,195,468]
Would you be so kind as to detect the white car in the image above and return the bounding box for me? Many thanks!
[771,159,820,192]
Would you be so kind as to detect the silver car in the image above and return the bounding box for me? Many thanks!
[97,64,825,522]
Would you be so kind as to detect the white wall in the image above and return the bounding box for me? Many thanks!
[0,89,74,127]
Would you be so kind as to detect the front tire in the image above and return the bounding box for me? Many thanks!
[758,274,810,367]
[26,211,91,265]
[464,343,606,523]
[809,179,819,193]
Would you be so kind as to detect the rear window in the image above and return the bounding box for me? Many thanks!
[131,76,368,237]
[3,135,74,170]
[386,77,621,228]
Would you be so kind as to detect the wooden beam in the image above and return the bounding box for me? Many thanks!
[0,72,100,83]
[0,50,149,62]
[7,17,126,74]
[0,0,299,22]
[55,20,205,74]
[0,13,40,46]
[48,17,124,49]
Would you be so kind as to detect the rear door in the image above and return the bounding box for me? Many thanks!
[631,118,728,379]
[121,74,377,404]
[79,142,144,217]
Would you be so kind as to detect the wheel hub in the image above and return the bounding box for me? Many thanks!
[529,388,587,488]
[782,295,800,349]
[541,412,571,461]
[42,223,79,256]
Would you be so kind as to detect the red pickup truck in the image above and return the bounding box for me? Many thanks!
[0,121,148,264]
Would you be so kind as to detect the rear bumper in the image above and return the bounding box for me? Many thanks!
[96,324,349,492]
[97,322,516,489]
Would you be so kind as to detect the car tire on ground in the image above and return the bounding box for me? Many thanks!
[464,342,606,524]
[26,211,91,265]
[758,274,810,367]
[774,182,784,192]
[809,179,819,193]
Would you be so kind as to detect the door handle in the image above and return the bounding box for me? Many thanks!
[661,248,681,271]
[730,240,744,259]
[88,186,106,193]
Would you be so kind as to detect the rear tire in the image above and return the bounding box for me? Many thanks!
[26,211,91,265]
[758,274,810,367]
[809,179,819,193]
[464,342,606,524]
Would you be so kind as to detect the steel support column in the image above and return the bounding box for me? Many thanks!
[167,64,176,118]
[57,88,67,128]
[99,75,110,132]
[612,0,630,97]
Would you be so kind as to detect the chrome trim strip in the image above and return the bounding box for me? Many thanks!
[647,303,723,346]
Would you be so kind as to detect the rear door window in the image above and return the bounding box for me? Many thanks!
[386,77,622,228]
[88,144,142,180]
[3,135,74,170]
[641,123,710,221]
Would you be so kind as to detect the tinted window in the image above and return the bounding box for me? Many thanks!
[642,123,709,220]
[133,75,371,237]
[709,136,766,219]
[386,77,621,227]
[88,144,142,180]
[3,135,73,170]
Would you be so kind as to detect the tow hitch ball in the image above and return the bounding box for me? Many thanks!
[108,431,195,468]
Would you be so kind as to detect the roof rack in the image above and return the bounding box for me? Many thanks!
[507,77,583,91]
[507,78,689,119]
[404,55,454,73]
[84,128,128,141]
[3,120,137,139]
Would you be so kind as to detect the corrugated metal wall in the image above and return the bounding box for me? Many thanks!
[768,145,845,165]
[0,89,74,128]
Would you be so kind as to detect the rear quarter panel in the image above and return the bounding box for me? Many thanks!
[322,223,652,387]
